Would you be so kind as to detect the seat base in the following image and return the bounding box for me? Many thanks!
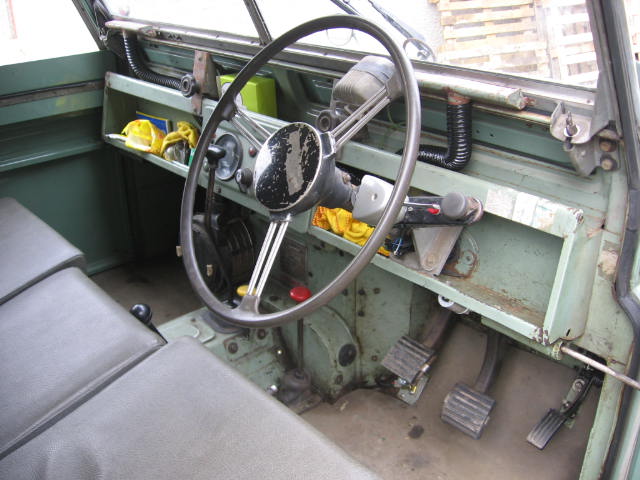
[0,337,377,480]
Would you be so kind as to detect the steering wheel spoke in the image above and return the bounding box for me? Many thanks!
[330,86,391,151]
[242,218,290,306]
[230,107,270,151]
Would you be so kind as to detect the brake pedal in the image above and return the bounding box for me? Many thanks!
[527,366,599,449]
[441,330,505,439]
[442,383,495,439]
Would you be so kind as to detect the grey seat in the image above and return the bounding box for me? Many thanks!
[0,336,378,480]
[0,197,85,304]
[0,267,163,458]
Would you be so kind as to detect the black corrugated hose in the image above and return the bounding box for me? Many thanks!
[122,32,182,90]
[417,93,472,171]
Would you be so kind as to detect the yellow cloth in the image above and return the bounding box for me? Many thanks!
[121,119,165,156]
[312,207,389,256]
[161,121,200,156]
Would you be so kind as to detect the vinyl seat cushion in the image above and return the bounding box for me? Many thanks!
[0,197,85,304]
[0,336,378,480]
[0,267,164,458]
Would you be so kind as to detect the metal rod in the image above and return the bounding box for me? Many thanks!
[230,116,263,151]
[332,88,390,150]
[332,87,386,138]
[236,107,271,139]
[297,318,304,371]
[247,221,277,295]
[242,0,272,45]
[255,221,289,297]
[561,345,640,391]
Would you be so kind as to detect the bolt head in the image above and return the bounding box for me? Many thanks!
[601,156,616,171]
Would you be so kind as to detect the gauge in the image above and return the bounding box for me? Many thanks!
[213,133,242,181]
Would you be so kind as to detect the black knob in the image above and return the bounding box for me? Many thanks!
[206,144,227,167]
[441,192,469,220]
[130,303,153,326]
[180,73,198,97]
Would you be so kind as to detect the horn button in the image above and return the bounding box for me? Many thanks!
[254,122,330,215]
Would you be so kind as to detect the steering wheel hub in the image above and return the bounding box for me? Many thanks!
[254,122,326,214]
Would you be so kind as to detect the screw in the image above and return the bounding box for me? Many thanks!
[373,287,381,294]
[249,146,258,157]
[276,348,283,356]
[335,374,344,385]
[257,329,267,339]
[267,385,278,395]
[565,112,579,138]
[357,310,365,317]
[227,342,238,354]
[371,355,379,362]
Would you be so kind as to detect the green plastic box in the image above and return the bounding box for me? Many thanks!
[219,74,277,118]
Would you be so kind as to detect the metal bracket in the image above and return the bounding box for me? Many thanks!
[550,74,620,177]
[191,51,218,115]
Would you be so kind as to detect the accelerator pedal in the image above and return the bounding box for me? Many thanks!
[527,366,600,449]
[441,330,505,439]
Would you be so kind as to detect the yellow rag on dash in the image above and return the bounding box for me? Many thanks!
[161,121,200,156]
[312,207,390,257]
[121,119,165,156]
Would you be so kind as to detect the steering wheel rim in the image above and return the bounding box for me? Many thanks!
[180,14,421,327]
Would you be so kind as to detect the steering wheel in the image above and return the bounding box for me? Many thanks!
[180,15,421,328]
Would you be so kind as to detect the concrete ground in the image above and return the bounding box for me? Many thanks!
[95,259,599,480]
[93,256,201,325]
[303,323,599,480]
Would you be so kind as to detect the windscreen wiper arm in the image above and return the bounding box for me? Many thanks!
[328,0,360,16]
[367,0,436,61]
[328,0,436,62]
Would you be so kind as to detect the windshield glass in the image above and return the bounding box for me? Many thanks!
[101,0,640,89]
[103,0,258,37]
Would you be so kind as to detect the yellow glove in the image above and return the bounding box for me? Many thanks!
[121,119,165,155]
[161,121,200,156]
[312,207,389,256]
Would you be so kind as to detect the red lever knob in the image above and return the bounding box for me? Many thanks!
[290,286,312,303]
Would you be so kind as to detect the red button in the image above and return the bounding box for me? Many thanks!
[427,207,440,215]
[290,286,312,303]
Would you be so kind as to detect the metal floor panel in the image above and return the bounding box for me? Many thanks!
[93,256,201,325]
[303,323,599,480]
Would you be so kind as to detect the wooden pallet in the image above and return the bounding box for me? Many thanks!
[539,0,598,86]
[626,0,640,61]
[433,0,551,78]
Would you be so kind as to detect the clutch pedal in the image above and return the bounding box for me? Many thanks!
[441,330,505,439]
[527,366,600,449]
[382,335,435,385]
[382,308,453,404]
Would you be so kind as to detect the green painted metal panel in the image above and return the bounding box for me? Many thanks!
[0,90,104,127]
[0,51,115,96]
[0,148,132,274]
[0,110,102,172]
